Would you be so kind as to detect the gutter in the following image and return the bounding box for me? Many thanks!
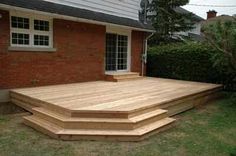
[142,32,155,76]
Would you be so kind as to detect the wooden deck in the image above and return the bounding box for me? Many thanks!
[10,78,222,141]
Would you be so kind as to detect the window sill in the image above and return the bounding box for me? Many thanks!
[8,47,56,52]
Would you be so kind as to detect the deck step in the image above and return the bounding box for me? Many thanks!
[105,72,142,82]
[116,76,143,82]
[23,115,175,141]
[32,107,168,130]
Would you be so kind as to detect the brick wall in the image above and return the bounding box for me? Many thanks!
[131,31,146,75]
[0,10,106,89]
[0,9,146,89]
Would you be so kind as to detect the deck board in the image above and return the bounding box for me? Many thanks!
[11,78,222,113]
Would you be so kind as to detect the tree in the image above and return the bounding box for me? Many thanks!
[148,0,195,44]
[202,19,236,90]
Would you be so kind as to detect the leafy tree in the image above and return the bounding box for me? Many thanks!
[148,0,195,44]
[202,19,236,90]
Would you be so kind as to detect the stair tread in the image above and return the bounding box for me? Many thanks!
[24,115,175,136]
[116,76,143,80]
[33,107,167,123]
[106,72,139,76]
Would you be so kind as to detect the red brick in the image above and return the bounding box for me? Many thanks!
[131,31,146,75]
[0,10,146,89]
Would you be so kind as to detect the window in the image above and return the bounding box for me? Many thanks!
[34,35,49,46]
[11,16,29,29]
[12,33,30,45]
[34,20,49,31]
[10,13,52,48]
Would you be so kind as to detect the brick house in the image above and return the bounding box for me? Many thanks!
[0,0,154,102]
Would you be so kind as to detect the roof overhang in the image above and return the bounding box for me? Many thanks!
[0,0,155,32]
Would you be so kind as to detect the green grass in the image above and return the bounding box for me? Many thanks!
[0,95,235,156]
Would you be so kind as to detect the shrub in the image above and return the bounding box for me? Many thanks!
[147,42,224,84]
[202,20,236,91]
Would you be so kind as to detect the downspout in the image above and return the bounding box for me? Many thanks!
[142,32,154,76]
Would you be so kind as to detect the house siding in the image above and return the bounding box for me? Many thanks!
[44,0,141,20]
[0,9,146,90]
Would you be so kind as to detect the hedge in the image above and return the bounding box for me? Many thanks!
[147,42,223,84]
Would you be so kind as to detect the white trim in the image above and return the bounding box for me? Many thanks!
[0,4,155,33]
[8,47,56,52]
[10,11,53,48]
[106,26,131,72]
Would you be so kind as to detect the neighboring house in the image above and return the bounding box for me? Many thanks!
[202,10,236,27]
[0,0,154,102]
[173,7,205,41]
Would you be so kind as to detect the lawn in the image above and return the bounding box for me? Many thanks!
[0,94,235,156]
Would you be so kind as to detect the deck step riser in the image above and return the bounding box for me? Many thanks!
[33,111,131,130]
[116,77,143,82]
[71,112,129,118]
[133,112,168,129]
[58,122,174,141]
[105,72,142,82]
[32,109,168,130]
[129,105,162,118]
[113,74,140,79]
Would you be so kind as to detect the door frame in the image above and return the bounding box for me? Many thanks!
[105,26,131,72]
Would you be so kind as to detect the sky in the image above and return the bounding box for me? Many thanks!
[183,0,236,19]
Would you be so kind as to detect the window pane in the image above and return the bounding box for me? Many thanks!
[12,38,17,44]
[11,16,29,29]
[34,35,49,46]
[12,33,29,45]
[117,35,128,70]
[105,33,117,71]
[34,20,49,31]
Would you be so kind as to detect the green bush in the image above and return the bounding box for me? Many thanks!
[147,42,223,84]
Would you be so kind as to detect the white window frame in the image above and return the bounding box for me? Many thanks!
[10,12,53,48]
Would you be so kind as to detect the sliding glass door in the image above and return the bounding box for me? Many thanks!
[105,33,128,71]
